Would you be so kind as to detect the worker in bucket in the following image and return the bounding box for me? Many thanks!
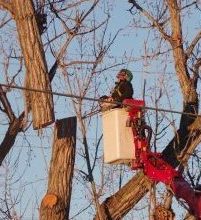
[100,69,133,111]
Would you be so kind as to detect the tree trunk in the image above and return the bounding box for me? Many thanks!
[95,172,153,220]
[161,0,199,166]
[12,0,55,129]
[40,117,77,220]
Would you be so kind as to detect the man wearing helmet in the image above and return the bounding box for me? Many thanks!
[100,69,133,110]
[111,69,133,103]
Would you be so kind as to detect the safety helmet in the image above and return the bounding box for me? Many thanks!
[119,69,133,82]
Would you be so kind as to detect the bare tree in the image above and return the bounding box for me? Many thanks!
[0,0,200,219]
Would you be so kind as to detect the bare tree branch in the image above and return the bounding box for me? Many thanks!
[0,112,24,166]
[128,0,171,41]
[80,0,99,23]
[0,85,15,122]
[186,31,201,58]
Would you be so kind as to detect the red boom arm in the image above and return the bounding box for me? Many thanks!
[123,99,201,219]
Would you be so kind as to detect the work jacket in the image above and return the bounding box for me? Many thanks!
[111,80,133,103]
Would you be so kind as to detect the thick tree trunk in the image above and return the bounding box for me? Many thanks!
[161,0,199,167]
[40,117,77,220]
[12,0,55,129]
[165,0,198,103]
[95,172,152,220]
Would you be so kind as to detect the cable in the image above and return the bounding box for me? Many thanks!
[0,83,107,102]
[0,83,200,118]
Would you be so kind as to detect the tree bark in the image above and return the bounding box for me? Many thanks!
[12,0,55,129]
[40,117,77,220]
[95,172,153,220]
[166,0,196,102]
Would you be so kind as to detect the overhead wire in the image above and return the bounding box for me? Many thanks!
[0,83,200,118]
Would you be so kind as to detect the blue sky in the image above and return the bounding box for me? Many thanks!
[0,1,200,219]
